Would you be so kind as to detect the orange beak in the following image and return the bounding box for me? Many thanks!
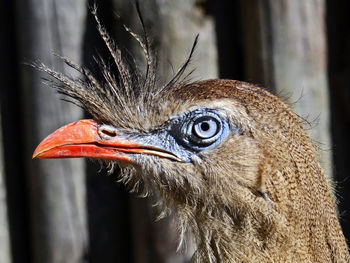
[32,119,181,162]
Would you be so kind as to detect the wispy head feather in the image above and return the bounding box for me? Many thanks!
[33,6,198,130]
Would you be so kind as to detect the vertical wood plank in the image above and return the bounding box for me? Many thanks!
[0,113,12,263]
[15,0,88,262]
[242,0,332,179]
[0,1,30,260]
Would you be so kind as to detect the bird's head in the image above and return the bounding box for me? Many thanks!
[32,78,268,207]
[32,11,272,213]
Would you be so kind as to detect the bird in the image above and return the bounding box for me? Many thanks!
[32,7,349,263]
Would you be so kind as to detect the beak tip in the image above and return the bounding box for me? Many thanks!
[32,148,41,159]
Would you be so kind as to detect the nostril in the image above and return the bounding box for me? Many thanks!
[98,125,119,138]
[101,129,117,137]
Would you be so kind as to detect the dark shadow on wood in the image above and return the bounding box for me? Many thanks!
[83,1,133,262]
[213,0,244,81]
[0,1,31,262]
[326,0,350,242]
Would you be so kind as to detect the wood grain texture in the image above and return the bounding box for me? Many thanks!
[0,112,12,263]
[15,0,88,262]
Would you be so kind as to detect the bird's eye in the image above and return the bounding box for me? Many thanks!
[186,114,222,147]
[170,110,228,151]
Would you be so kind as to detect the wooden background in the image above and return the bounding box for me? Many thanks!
[0,0,349,262]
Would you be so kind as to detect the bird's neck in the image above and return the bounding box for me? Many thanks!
[175,174,349,263]
[179,197,291,262]
[264,167,349,263]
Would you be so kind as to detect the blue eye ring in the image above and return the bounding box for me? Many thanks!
[184,113,223,147]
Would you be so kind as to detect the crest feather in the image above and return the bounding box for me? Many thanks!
[33,5,198,129]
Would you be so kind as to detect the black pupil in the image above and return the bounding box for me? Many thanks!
[200,122,210,131]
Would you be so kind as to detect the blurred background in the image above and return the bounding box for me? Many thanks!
[0,0,349,262]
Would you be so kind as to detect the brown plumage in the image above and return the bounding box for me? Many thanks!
[33,7,349,263]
